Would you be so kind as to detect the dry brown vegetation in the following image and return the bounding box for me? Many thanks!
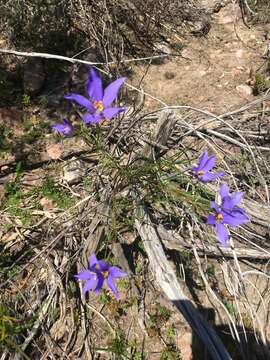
[0,1,270,360]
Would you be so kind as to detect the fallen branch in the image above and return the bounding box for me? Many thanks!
[0,48,169,66]
[134,110,232,359]
[135,205,232,360]
[157,225,270,260]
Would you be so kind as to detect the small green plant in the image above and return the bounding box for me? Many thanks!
[166,324,175,339]
[171,42,185,51]
[22,94,31,107]
[161,344,181,360]
[253,73,270,94]
[23,126,44,143]
[149,303,171,331]
[129,338,146,360]
[1,181,32,225]
[38,176,75,209]
[117,276,130,290]
[2,182,22,211]
[38,95,49,107]
[206,264,215,278]
[6,265,21,279]
[2,220,13,232]
[98,293,111,304]
[22,118,48,143]
[0,304,31,359]
[108,329,129,357]
[133,353,146,360]
[0,124,12,155]
[156,304,171,322]
[22,119,32,132]
[224,301,236,316]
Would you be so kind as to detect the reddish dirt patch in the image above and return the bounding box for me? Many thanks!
[131,3,269,113]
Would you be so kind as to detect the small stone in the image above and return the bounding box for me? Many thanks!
[62,157,84,185]
[40,197,54,210]
[198,69,207,77]
[236,84,253,97]
[164,71,175,80]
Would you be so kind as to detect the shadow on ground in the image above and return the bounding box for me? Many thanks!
[191,307,270,360]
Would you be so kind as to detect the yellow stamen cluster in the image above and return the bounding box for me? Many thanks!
[197,170,204,176]
[102,270,109,278]
[216,213,223,221]
[93,100,104,111]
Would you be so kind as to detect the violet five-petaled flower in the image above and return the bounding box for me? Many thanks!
[75,253,127,299]
[51,118,73,137]
[64,68,126,124]
[192,151,224,182]
[206,183,250,246]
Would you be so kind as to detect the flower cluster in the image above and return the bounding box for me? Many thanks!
[192,150,224,183]
[75,253,127,299]
[206,184,249,246]
[51,68,126,136]
[192,150,250,246]
[51,118,73,137]
[51,68,250,297]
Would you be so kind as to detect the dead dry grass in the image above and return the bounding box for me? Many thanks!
[1,1,270,359]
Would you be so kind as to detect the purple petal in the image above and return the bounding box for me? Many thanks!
[63,119,71,126]
[222,210,249,226]
[82,276,99,294]
[74,269,93,281]
[51,123,66,132]
[51,119,73,136]
[197,151,209,170]
[223,192,244,210]
[192,165,199,172]
[210,201,220,212]
[97,260,109,272]
[202,155,216,172]
[109,266,127,278]
[215,223,229,246]
[102,107,126,120]
[87,68,103,101]
[83,112,102,124]
[200,171,224,182]
[102,77,126,107]
[206,214,217,225]
[89,254,99,268]
[64,93,95,112]
[222,198,233,211]
[220,183,230,199]
[94,273,105,294]
[215,171,225,178]
[200,173,216,182]
[107,274,120,299]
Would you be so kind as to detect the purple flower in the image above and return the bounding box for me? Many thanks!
[192,151,224,182]
[65,68,126,124]
[51,118,73,137]
[206,183,250,246]
[75,253,127,299]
